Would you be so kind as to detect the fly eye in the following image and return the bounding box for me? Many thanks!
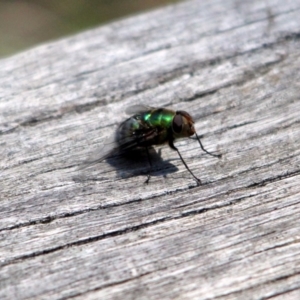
[173,114,183,133]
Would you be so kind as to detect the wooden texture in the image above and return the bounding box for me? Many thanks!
[1,0,300,299]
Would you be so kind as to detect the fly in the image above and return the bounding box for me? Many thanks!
[80,105,221,185]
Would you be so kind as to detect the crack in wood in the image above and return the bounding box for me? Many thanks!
[0,216,173,267]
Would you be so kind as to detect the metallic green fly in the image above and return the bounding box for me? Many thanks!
[81,105,221,184]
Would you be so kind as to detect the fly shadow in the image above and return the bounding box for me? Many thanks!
[73,146,178,183]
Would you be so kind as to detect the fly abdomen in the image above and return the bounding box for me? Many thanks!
[116,115,149,148]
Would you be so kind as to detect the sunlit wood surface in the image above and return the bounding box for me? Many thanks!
[1,0,300,299]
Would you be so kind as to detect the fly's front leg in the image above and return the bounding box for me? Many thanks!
[168,139,201,185]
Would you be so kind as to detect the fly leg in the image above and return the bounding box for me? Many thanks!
[144,146,152,184]
[169,140,201,185]
[195,132,222,158]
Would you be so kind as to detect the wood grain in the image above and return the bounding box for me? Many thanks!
[1,0,300,299]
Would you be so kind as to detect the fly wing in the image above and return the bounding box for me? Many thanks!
[117,128,159,151]
[77,107,161,170]
[77,126,159,170]
[76,134,118,170]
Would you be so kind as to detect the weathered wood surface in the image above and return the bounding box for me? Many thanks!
[1,0,300,299]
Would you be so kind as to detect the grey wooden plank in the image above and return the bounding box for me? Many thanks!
[1,0,300,299]
[1,177,300,299]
